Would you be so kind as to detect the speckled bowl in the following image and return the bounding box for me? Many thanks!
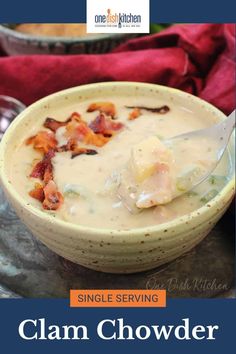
[0,82,235,273]
[0,24,136,55]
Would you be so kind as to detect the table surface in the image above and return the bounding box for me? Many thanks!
[0,187,235,299]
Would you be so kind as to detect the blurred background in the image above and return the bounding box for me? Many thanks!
[0,23,235,123]
[0,23,170,55]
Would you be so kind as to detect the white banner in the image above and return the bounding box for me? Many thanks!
[86,0,150,33]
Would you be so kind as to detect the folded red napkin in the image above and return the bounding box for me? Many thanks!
[0,24,235,115]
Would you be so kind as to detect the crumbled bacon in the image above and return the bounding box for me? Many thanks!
[128,108,142,120]
[29,180,63,210]
[26,105,125,209]
[71,148,98,159]
[75,122,92,140]
[29,183,45,202]
[30,161,46,180]
[65,119,89,141]
[44,112,81,132]
[89,114,123,135]
[42,180,64,210]
[44,118,66,132]
[87,102,116,118]
[64,119,110,148]
[26,131,57,153]
[57,138,78,152]
[83,131,109,147]
[126,105,170,114]
[43,162,53,183]
[30,149,55,181]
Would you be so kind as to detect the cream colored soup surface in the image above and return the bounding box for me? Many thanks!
[9,96,231,230]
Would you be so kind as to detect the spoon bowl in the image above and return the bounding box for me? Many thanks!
[165,110,235,198]
[117,110,235,212]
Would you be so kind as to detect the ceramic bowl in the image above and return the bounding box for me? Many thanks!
[0,82,235,273]
[0,24,136,55]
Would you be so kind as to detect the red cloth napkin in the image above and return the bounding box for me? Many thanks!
[0,24,235,115]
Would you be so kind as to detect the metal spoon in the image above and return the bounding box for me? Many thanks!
[0,95,26,140]
[165,109,235,198]
[117,110,235,212]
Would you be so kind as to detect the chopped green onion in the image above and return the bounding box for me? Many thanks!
[208,175,227,186]
[63,184,88,198]
[64,189,80,197]
[200,189,218,203]
[176,166,202,193]
[176,180,187,192]
[209,176,216,185]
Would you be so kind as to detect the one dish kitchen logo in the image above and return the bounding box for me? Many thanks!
[95,8,142,28]
[87,0,149,33]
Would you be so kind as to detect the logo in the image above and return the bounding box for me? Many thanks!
[87,0,149,33]
[94,8,142,28]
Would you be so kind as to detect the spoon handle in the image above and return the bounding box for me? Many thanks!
[213,110,235,153]
[221,110,235,138]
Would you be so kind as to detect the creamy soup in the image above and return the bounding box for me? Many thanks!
[9,96,231,230]
[15,24,90,38]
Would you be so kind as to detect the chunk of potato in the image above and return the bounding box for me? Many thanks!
[130,136,172,183]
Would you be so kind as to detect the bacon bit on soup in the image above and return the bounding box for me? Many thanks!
[30,149,55,181]
[126,105,170,114]
[57,140,98,158]
[44,118,67,132]
[29,183,45,202]
[65,118,88,140]
[57,138,78,152]
[128,108,142,120]
[89,114,123,136]
[64,118,110,148]
[43,162,53,183]
[42,180,64,210]
[26,131,57,153]
[44,112,82,132]
[83,131,110,147]
[87,102,116,118]
[26,106,124,209]
[71,148,98,159]
[29,180,63,210]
